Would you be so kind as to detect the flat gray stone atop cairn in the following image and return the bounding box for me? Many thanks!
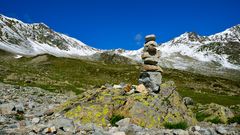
[138,34,163,93]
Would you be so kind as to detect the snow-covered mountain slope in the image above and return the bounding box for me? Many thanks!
[0,14,99,57]
[119,25,240,71]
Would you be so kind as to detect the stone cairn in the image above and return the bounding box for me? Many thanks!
[138,34,163,93]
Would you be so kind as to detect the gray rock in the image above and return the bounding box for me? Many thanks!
[51,117,75,132]
[198,128,213,135]
[15,103,25,113]
[0,103,15,114]
[145,34,156,42]
[215,126,227,134]
[190,126,201,132]
[113,132,126,135]
[0,115,6,123]
[173,129,189,135]
[32,117,40,124]
[183,97,194,106]
[139,72,162,93]
[116,118,130,127]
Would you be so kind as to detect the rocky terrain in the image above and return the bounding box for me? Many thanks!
[0,82,239,135]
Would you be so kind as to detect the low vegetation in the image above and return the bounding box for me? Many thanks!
[110,115,125,126]
[163,121,188,130]
[196,112,211,122]
[228,115,240,124]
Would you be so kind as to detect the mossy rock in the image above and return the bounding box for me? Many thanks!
[194,103,234,123]
[56,81,197,128]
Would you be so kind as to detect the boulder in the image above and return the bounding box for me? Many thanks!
[145,34,156,42]
[138,72,162,93]
[195,103,234,123]
[58,81,197,128]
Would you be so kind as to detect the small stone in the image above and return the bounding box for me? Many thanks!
[183,97,194,106]
[144,57,158,65]
[44,109,54,116]
[142,65,163,72]
[113,85,123,89]
[32,117,40,124]
[144,40,158,47]
[173,129,189,135]
[51,118,75,132]
[136,84,148,94]
[145,34,156,42]
[141,52,151,59]
[0,103,15,114]
[113,132,126,135]
[15,103,25,113]
[124,84,132,92]
[0,115,6,123]
[215,126,227,134]
[116,118,131,127]
[190,126,201,132]
[43,126,57,134]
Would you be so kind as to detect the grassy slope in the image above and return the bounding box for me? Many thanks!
[0,50,239,106]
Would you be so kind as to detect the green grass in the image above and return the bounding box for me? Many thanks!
[196,112,211,122]
[207,117,223,124]
[110,115,124,126]
[228,115,240,124]
[163,121,188,130]
[0,50,239,106]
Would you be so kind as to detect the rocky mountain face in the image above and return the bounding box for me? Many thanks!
[0,14,99,57]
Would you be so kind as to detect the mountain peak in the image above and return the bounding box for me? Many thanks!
[0,14,98,57]
[169,31,207,44]
[208,24,240,42]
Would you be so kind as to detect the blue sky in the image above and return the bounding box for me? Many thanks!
[0,0,239,50]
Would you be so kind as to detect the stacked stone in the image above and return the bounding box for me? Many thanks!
[138,34,163,93]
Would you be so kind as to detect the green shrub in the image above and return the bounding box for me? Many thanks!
[228,115,240,124]
[196,112,211,122]
[110,115,124,126]
[15,114,24,121]
[163,121,188,130]
[207,117,223,124]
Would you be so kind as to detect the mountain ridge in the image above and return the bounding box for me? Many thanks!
[0,14,240,75]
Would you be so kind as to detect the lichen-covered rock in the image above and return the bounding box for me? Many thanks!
[56,81,197,128]
[195,103,234,123]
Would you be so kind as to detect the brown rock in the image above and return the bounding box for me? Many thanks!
[144,57,158,65]
[136,84,148,94]
[141,52,151,59]
[144,41,157,47]
[147,45,157,55]
[142,65,163,72]
[124,84,132,92]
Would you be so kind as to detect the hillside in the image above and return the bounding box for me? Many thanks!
[0,50,239,106]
